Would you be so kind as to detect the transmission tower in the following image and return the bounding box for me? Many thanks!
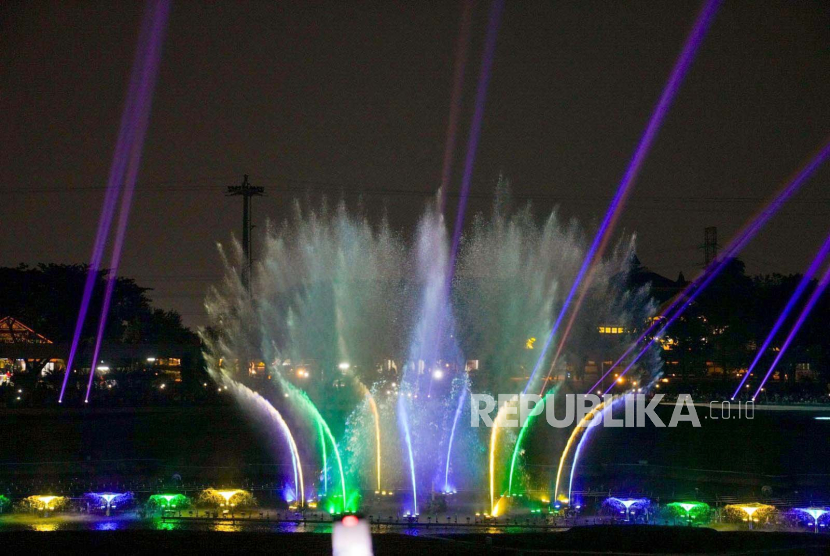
[703,226,718,267]
[227,174,264,290]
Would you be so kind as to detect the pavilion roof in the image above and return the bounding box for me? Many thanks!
[0,317,52,344]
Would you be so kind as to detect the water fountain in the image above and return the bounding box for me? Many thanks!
[604,497,650,522]
[202,195,651,516]
[22,495,67,516]
[794,508,829,533]
[724,503,775,530]
[86,492,132,516]
[149,494,190,511]
[665,501,710,525]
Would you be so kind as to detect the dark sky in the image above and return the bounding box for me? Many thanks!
[2,1,829,328]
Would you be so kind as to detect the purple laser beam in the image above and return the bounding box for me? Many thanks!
[590,140,830,393]
[597,138,830,394]
[524,0,722,395]
[752,263,830,400]
[57,1,164,403]
[440,0,501,491]
[448,0,504,268]
[731,229,830,399]
[438,0,474,215]
[85,0,170,403]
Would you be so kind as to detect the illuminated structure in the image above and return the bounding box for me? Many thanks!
[0,318,61,391]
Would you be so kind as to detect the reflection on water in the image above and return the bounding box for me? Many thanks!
[1,515,529,535]
[153,521,181,531]
[30,522,59,532]
[211,523,243,532]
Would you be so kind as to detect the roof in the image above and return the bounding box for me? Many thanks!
[0,317,53,344]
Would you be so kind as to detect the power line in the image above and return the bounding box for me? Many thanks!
[3,176,830,205]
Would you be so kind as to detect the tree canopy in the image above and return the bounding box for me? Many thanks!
[0,264,197,345]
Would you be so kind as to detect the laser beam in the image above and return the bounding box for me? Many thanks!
[525,0,722,396]
[599,138,830,394]
[752,262,830,399]
[731,229,830,399]
[84,0,170,403]
[58,0,171,403]
[438,0,474,215]
[449,0,504,267]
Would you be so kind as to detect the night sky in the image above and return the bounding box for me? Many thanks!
[2,1,829,327]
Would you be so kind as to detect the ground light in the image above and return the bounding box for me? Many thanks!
[795,508,828,533]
